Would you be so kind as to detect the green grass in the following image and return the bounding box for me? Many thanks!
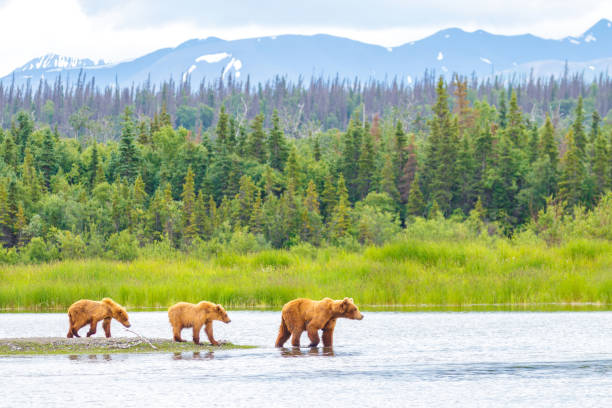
[1,238,611,311]
[0,338,254,356]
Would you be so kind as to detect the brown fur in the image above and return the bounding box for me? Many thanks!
[168,301,231,345]
[275,297,363,348]
[66,298,130,338]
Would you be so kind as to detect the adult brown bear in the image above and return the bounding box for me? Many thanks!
[275,297,363,348]
[66,298,131,338]
[168,301,231,345]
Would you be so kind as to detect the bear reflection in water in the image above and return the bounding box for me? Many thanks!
[172,351,215,360]
[279,347,335,357]
[67,354,112,361]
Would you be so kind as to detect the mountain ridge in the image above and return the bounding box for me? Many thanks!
[2,18,611,87]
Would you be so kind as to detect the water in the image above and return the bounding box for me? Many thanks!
[0,311,610,407]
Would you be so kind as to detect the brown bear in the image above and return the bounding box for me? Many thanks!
[275,297,363,348]
[168,301,231,345]
[66,298,131,338]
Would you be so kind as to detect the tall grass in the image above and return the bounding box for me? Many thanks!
[1,238,611,310]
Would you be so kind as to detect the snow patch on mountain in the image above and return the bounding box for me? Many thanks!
[584,34,596,42]
[195,53,231,63]
[480,57,492,64]
[437,52,443,61]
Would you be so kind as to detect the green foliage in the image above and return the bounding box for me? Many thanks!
[106,230,139,261]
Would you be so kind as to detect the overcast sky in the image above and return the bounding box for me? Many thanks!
[0,0,610,76]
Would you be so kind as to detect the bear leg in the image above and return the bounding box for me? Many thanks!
[192,324,202,345]
[103,318,112,338]
[307,325,320,347]
[291,330,303,347]
[322,319,336,347]
[275,318,291,347]
[86,319,98,337]
[205,321,219,346]
[173,325,185,342]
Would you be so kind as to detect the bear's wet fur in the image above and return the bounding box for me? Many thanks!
[66,298,131,338]
[168,301,231,345]
[275,297,363,348]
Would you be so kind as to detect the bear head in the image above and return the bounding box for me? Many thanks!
[213,304,231,324]
[334,297,363,320]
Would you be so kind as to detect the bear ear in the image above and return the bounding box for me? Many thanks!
[216,304,222,311]
[343,297,349,304]
[349,298,354,303]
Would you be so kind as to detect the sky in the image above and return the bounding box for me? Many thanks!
[0,0,611,76]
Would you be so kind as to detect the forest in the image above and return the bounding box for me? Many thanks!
[0,72,612,264]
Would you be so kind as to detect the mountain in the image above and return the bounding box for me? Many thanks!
[2,19,612,88]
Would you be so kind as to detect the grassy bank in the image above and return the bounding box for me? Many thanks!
[0,337,252,356]
[1,238,611,311]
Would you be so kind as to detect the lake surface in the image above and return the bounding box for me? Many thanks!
[0,311,610,407]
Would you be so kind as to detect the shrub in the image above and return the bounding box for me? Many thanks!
[106,230,138,261]
[22,237,58,263]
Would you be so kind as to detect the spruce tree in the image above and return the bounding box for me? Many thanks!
[320,173,336,220]
[397,135,417,203]
[215,105,230,152]
[497,89,507,129]
[181,167,196,233]
[406,172,425,217]
[356,129,376,199]
[118,106,139,182]
[540,115,558,170]
[592,131,609,196]
[572,96,586,157]
[589,110,601,144]
[267,110,289,171]
[39,129,57,188]
[329,174,350,241]
[506,91,524,146]
[559,130,585,208]
[247,113,267,163]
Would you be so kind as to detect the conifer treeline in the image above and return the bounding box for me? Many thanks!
[1,70,611,140]
[0,75,611,261]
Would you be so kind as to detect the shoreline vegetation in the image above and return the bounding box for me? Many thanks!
[0,337,253,356]
[2,225,611,311]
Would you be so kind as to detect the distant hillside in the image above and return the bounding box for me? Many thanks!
[2,19,612,88]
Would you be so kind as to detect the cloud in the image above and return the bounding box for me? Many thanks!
[76,0,612,37]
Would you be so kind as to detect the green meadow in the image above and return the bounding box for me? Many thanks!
[1,237,611,311]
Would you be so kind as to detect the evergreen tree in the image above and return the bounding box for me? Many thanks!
[592,131,609,195]
[406,172,426,217]
[285,147,300,191]
[559,130,585,208]
[423,77,457,213]
[39,129,57,188]
[1,133,18,169]
[247,113,267,163]
[313,136,321,162]
[89,142,100,189]
[320,173,336,220]
[267,110,289,171]
[497,89,507,129]
[506,90,524,146]
[589,110,601,144]
[234,175,257,227]
[21,148,41,206]
[301,180,323,244]
[118,106,139,182]
[329,174,350,241]
[572,96,586,157]
[0,180,9,246]
[527,123,539,163]
[181,167,196,236]
[540,115,558,169]
[356,128,376,199]
[215,105,230,152]
[397,135,417,203]
[379,154,400,203]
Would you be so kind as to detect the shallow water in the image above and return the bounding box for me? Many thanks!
[0,311,610,407]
